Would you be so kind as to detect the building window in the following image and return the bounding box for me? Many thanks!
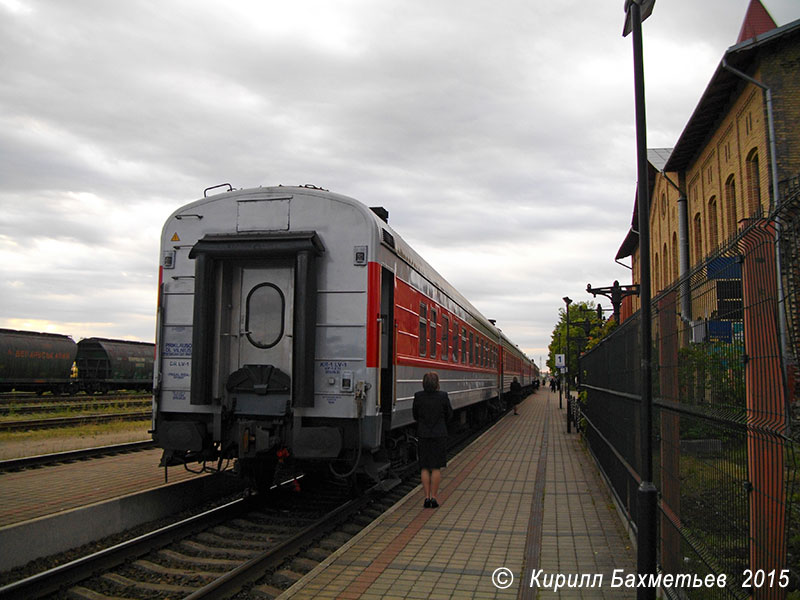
[672,233,678,282]
[419,304,427,357]
[746,148,761,216]
[661,192,666,216]
[654,253,660,291]
[708,196,719,249]
[693,213,703,264]
[663,243,669,287]
[725,175,737,236]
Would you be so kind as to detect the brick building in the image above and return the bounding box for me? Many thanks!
[616,0,800,316]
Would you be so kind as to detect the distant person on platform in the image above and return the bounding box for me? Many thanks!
[412,372,453,509]
[510,377,522,415]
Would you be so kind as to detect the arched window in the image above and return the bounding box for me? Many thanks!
[693,213,703,264]
[725,174,737,236]
[672,233,679,281]
[654,252,660,292]
[663,242,669,287]
[746,148,761,216]
[708,196,718,249]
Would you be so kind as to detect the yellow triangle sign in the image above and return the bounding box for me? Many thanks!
[171,233,180,242]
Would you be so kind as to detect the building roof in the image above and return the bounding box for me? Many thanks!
[647,148,672,172]
[664,16,800,172]
[615,149,673,261]
[737,0,778,44]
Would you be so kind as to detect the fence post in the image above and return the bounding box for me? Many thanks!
[657,291,681,577]
[740,219,787,599]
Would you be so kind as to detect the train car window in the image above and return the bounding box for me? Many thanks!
[245,283,285,349]
[461,328,467,364]
[441,315,449,361]
[469,332,474,365]
[452,323,459,362]
[419,304,427,356]
[430,309,437,359]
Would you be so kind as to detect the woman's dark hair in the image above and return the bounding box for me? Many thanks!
[422,372,440,392]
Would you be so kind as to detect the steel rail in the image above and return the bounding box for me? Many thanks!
[0,393,150,405]
[0,496,255,600]
[184,490,378,599]
[0,399,149,416]
[0,411,150,432]
[0,440,155,472]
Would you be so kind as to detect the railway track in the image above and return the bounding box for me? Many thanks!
[0,393,150,405]
[0,474,403,600]
[0,411,151,432]
[0,398,150,416]
[0,395,528,599]
[0,440,155,472]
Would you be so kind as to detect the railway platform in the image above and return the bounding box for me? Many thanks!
[279,389,636,599]
[0,448,204,527]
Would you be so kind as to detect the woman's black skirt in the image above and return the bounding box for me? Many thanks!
[418,437,448,469]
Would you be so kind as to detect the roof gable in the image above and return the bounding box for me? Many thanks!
[737,0,778,44]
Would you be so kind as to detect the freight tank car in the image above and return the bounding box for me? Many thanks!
[153,185,536,484]
[0,329,77,395]
[75,338,155,393]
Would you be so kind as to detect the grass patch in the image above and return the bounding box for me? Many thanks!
[0,419,151,459]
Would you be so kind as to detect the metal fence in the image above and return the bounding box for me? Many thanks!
[580,176,800,599]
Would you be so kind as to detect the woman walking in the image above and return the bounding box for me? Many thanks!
[412,372,453,508]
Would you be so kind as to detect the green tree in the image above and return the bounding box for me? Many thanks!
[546,301,606,382]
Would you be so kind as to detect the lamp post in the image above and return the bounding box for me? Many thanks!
[586,280,640,324]
[623,0,657,596]
[562,296,572,432]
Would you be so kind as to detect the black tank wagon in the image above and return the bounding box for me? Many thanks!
[0,328,154,395]
[0,328,78,394]
[76,338,155,394]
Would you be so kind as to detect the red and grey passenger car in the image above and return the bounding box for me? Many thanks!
[153,185,536,482]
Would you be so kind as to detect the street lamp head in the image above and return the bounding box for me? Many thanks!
[623,0,655,37]
[563,296,572,306]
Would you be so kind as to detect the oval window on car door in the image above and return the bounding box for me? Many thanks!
[245,283,285,349]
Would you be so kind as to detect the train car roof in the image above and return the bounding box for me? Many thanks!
[168,185,534,364]
[0,328,75,341]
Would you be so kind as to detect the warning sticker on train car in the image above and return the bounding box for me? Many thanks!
[171,232,180,241]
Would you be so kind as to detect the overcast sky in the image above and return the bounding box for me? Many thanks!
[1,0,797,366]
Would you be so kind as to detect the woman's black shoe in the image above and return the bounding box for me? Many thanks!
[424,498,432,508]
[429,498,439,508]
